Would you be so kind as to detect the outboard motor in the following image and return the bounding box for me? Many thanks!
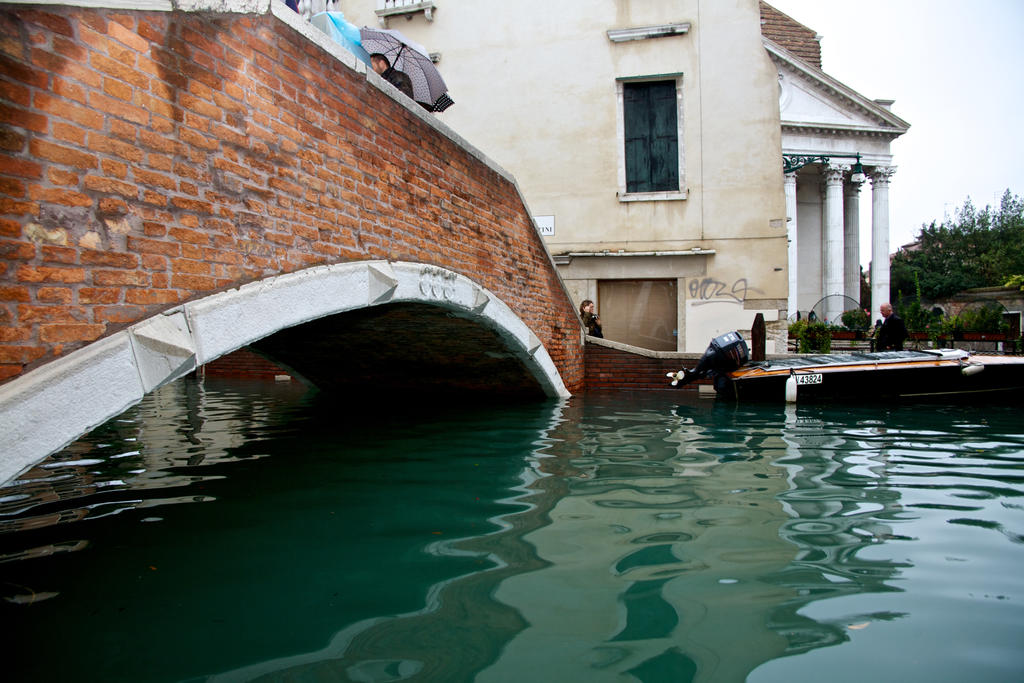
[668,331,749,388]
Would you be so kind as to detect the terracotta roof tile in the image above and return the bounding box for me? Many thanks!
[760,2,822,69]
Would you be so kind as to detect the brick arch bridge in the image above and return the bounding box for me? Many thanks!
[0,4,584,482]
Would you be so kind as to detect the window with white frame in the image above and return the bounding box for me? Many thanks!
[616,76,686,202]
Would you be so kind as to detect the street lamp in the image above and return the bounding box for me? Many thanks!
[783,153,866,183]
[849,155,866,184]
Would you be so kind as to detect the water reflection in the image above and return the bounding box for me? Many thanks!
[2,381,1022,682]
[1,375,306,540]
[762,406,909,660]
[474,397,800,682]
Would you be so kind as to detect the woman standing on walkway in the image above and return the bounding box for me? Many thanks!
[580,300,603,338]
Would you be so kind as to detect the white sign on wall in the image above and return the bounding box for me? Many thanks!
[534,215,555,236]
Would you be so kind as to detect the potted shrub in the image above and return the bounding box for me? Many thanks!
[838,308,870,340]
[900,299,939,338]
[897,272,941,343]
[797,321,832,353]
[840,308,870,333]
[957,303,1009,340]
[929,316,960,347]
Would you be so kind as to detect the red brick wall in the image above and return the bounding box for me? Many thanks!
[203,346,291,380]
[584,342,708,394]
[0,7,583,391]
[205,340,706,395]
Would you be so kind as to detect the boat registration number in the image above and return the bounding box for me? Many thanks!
[795,373,823,385]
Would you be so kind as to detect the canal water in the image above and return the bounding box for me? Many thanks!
[2,376,1022,683]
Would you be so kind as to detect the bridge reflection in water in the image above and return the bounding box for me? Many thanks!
[1,380,1022,682]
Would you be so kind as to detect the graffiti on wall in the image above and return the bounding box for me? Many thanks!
[687,277,763,306]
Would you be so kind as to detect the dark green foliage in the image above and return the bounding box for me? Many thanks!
[957,303,1010,334]
[895,271,939,333]
[840,308,870,331]
[802,322,832,352]
[788,320,832,353]
[859,266,870,309]
[896,298,939,334]
[890,190,1024,301]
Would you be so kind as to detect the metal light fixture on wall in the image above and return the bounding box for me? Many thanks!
[849,154,866,184]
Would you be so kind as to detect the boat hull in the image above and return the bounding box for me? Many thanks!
[717,351,1024,402]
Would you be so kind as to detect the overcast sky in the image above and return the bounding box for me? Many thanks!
[765,0,1024,263]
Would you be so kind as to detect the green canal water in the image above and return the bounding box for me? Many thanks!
[2,376,1022,682]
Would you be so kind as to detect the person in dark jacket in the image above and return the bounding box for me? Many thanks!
[580,299,603,338]
[876,302,908,350]
[370,53,414,100]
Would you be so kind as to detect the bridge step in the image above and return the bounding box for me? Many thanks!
[584,340,708,393]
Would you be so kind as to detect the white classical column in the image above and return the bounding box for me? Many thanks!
[844,180,862,306]
[785,171,798,319]
[870,167,896,321]
[823,164,848,324]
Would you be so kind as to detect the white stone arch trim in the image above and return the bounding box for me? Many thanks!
[0,260,570,484]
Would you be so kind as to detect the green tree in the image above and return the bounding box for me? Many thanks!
[858,265,870,309]
[890,190,1024,301]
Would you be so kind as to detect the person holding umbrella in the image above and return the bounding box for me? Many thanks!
[370,53,414,100]
[359,26,454,112]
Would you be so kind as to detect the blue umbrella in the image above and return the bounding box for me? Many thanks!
[311,11,372,66]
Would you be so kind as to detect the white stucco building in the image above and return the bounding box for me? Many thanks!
[332,0,787,352]
[326,1,908,349]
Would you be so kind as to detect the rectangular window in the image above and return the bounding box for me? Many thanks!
[623,80,679,193]
[616,76,685,202]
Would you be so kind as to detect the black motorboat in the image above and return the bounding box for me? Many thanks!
[669,333,1024,402]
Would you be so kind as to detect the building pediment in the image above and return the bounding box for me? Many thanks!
[765,37,909,140]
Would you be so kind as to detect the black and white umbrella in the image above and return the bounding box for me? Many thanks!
[359,26,454,112]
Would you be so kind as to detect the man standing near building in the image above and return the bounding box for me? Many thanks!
[876,302,908,351]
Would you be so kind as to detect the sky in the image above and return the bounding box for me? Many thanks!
[765,0,1024,263]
